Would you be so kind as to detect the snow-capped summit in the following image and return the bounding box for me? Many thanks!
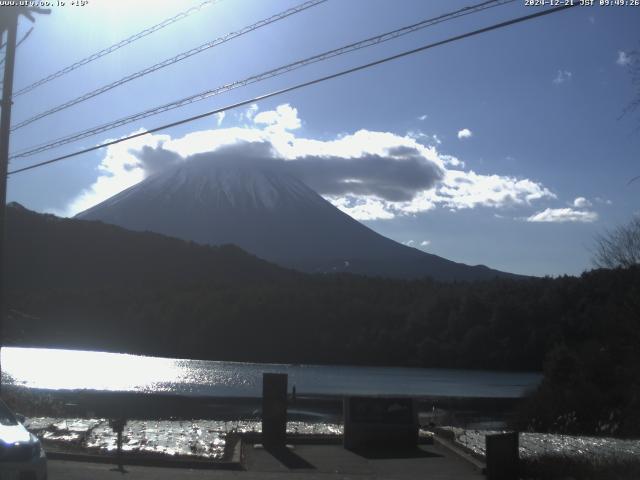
[93,155,325,212]
[76,154,516,281]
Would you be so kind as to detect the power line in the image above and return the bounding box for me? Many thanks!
[10,0,328,132]
[8,3,577,176]
[12,0,220,98]
[11,0,513,158]
[0,26,33,68]
[15,26,33,49]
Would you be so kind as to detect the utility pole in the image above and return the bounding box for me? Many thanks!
[0,6,49,396]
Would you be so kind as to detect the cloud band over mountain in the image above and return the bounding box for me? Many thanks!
[65,103,569,221]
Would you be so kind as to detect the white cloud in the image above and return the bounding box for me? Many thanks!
[402,239,432,249]
[526,208,598,223]
[325,166,555,221]
[328,196,395,220]
[617,51,632,66]
[553,70,572,85]
[457,128,472,139]
[406,130,427,141]
[418,114,428,121]
[245,103,258,121]
[65,130,169,216]
[407,130,442,147]
[572,196,592,208]
[430,169,555,210]
[64,104,556,222]
[253,103,301,131]
[440,154,464,168]
[215,111,225,126]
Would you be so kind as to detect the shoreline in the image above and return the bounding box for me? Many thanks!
[3,384,522,421]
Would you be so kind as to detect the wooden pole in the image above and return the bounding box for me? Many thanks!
[0,8,20,397]
[0,6,50,396]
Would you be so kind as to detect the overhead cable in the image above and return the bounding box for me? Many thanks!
[10,0,328,131]
[8,3,577,176]
[12,0,221,97]
[10,0,512,157]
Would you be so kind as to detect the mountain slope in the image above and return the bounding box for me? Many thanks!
[5,202,295,290]
[76,154,518,281]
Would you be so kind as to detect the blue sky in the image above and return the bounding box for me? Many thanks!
[4,0,640,277]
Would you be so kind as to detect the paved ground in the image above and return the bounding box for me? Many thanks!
[48,460,226,480]
[49,442,483,479]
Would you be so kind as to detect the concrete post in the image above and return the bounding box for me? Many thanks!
[486,431,519,480]
[262,373,287,447]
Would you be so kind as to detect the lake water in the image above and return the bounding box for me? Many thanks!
[1,347,542,398]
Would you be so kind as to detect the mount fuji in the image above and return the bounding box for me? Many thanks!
[76,154,517,281]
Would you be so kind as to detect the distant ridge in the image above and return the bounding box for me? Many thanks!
[76,155,521,282]
[5,201,294,290]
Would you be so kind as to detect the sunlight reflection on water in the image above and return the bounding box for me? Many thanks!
[1,347,542,398]
[2,347,185,392]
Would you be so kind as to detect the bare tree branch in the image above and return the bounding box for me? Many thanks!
[594,217,640,269]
